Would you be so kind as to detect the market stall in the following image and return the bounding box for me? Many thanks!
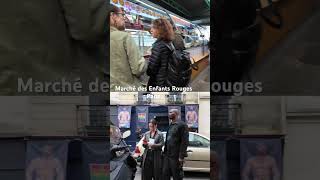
[111,0,210,81]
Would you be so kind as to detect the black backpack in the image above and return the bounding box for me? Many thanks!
[164,43,195,87]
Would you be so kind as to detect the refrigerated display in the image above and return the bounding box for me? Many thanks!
[111,0,209,58]
[110,0,210,87]
[126,29,156,55]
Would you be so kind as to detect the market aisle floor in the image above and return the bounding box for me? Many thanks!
[250,8,320,95]
[191,65,210,92]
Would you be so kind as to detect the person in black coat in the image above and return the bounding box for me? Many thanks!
[147,18,175,87]
[163,109,189,180]
[141,119,164,180]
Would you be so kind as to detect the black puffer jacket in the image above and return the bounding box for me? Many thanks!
[147,39,173,87]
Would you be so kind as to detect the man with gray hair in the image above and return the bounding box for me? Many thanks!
[109,5,147,90]
[163,109,189,180]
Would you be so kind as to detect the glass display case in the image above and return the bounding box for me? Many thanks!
[112,0,209,55]
[126,29,156,55]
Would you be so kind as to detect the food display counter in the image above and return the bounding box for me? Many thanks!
[126,29,156,56]
[111,0,210,83]
[111,0,209,58]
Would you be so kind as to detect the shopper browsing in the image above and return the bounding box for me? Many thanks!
[147,18,176,88]
[109,5,147,91]
[147,18,193,89]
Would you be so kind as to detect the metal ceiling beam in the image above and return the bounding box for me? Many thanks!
[192,17,210,25]
[160,0,191,17]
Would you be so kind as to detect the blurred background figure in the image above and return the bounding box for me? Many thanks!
[242,143,280,180]
[0,0,107,95]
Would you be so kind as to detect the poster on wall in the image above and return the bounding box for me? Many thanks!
[136,106,149,129]
[89,164,109,180]
[117,106,131,128]
[168,106,181,121]
[185,105,199,128]
[25,140,69,180]
[240,138,282,180]
[211,141,227,180]
[82,141,109,180]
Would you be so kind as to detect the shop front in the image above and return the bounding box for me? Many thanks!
[110,104,200,150]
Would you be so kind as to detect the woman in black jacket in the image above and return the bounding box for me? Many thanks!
[141,119,164,180]
[147,18,175,87]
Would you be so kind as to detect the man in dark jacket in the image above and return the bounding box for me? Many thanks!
[0,0,106,95]
[163,109,189,180]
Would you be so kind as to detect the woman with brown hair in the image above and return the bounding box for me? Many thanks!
[147,18,175,87]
